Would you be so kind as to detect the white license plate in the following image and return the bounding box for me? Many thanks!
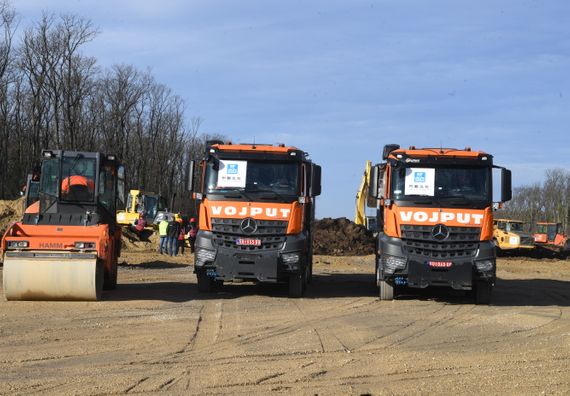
[236,238,261,246]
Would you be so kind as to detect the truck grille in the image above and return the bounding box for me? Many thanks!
[211,218,288,251]
[401,225,481,259]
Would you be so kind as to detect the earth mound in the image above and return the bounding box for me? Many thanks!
[0,198,25,236]
[313,217,375,256]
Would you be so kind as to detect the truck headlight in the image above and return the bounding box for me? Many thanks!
[282,252,301,264]
[509,236,519,245]
[7,240,29,249]
[195,248,216,267]
[282,252,301,270]
[475,259,494,272]
[117,213,125,221]
[382,254,406,274]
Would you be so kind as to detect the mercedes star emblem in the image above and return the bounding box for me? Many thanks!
[240,217,258,234]
[432,224,449,241]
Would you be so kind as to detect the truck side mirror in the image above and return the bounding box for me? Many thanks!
[186,160,195,192]
[369,165,380,199]
[501,168,512,202]
[310,165,322,197]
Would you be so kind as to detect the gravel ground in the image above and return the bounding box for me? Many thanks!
[1,252,570,395]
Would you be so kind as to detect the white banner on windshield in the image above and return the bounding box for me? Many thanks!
[217,160,247,188]
[404,168,435,196]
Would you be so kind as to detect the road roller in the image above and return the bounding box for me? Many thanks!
[1,150,125,301]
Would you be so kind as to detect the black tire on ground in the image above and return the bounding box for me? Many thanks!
[213,280,224,291]
[103,260,118,290]
[474,280,492,305]
[288,270,305,298]
[379,280,394,301]
[307,259,313,284]
[196,269,215,293]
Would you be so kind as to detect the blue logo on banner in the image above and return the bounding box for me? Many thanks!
[227,164,239,174]
[414,172,426,182]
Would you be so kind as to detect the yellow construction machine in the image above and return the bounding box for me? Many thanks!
[355,161,378,231]
[493,219,535,253]
[116,189,167,227]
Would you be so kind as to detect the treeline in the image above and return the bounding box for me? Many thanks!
[0,2,219,214]
[499,169,570,234]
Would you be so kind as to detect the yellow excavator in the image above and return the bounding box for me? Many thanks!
[116,189,167,227]
[355,160,378,231]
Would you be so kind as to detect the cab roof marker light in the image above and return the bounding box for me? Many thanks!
[396,154,403,158]
[290,152,297,156]
[209,148,215,153]
[482,156,488,160]
[43,151,53,158]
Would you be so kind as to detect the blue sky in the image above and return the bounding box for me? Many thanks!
[13,0,570,218]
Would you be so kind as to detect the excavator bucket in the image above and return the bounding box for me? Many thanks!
[3,252,102,301]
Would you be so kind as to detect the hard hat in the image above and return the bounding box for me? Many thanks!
[61,175,95,193]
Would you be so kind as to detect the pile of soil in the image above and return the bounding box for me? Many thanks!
[0,198,25,236]
[313,217,375,256]
[121,227,159,252]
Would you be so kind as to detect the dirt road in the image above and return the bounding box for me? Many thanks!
[1,253,570,395]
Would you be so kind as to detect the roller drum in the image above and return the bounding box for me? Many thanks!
[2,252,103,301]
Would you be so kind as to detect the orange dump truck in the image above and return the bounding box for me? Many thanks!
[534,222,569,255]
[368,145,512,304]
[188,141,321,297]
[1,150,125,300]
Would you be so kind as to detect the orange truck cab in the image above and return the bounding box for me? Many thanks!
[534,222,569,253]
[368,144,512,304]
[188,141,321,297]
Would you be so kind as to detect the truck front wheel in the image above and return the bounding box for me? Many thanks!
[288,265,307,298]
[474,280,492,305]
[196,269,215,293]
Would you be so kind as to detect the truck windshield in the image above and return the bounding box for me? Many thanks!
[391,165,491,206]
[509,222,524,232]
[205,159,299,197]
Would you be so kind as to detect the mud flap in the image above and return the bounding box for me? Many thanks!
[3,253,102,301]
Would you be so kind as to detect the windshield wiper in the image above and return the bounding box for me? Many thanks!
[436,195,486,206]
[247,188,292,201]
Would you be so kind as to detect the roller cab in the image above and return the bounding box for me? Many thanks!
[2,150,125,301]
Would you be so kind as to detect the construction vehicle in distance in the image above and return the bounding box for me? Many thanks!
[355,160,379,232]
[1,150,125,300]
[368,144,512,304]
[116,189,167,227]
[533,222,569,256]
[188,141,321,297]
[493,219,535,253]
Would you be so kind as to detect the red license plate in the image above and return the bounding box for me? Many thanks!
[236,238,261,246]
[428,261,453,268]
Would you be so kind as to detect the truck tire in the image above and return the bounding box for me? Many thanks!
[379,280,394,301]
[474,281,492,305]
[288,269,306,298]
[196,269,214,293]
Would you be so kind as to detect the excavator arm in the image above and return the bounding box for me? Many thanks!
[355,160,372,226]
